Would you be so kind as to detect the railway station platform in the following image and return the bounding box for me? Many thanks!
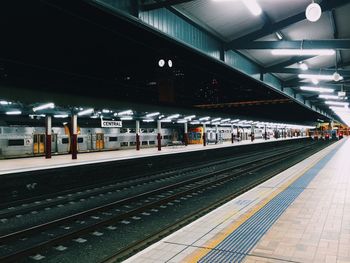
[0,137,304,175]
[125,138,350,263]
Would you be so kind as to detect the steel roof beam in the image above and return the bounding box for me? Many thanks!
[225,0,350,50]
[229,39,350,50]
[141,0,196,11]
[270,68,350,76]
[264,56,314,72]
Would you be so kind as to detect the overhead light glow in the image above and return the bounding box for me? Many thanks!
[102,109,111,113]
[184,115,196,120]
[231,119,240,123]
[272,49,335,56]
[6,110,21,115]
[242,0,262,16]
[275,31,283,40]
[211,118,221,122]
[298,74,343,81]
[221,118,230,122]
[199,116,210,121]
[299,62,308,71]
[338,91,346,97]
[311,78,319,85]
[318,94,340,100]
[33,102,55,112]
[167,114,180,119]
[325,101,349,106]
[0,100,9,105]
[146,112,160,118]
[116,110,133,116]
[177,119,187,123]
[143,119,154,123]
[306,2,322,22]
[333,72,342,82]
[161,119,172,123]
[54,114,69,118]
[120,116,133,120]
[78,108,94,116]
[168,60,173,68]
[158,59,165,67]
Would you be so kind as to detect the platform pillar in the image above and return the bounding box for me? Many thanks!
[45,116,52,159]
[231,124,234,144]
[72,114,78,159]
[237,127,240,142]
[215,124,219,144]
[184,122,188,146]
[251,125,255,142]
[136,120,140,151]
[157,119,162,151]
[203,123,206,146]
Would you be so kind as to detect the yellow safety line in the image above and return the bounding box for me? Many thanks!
[184,145,336,263]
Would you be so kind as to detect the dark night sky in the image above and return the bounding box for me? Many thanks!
[0,0,327,123]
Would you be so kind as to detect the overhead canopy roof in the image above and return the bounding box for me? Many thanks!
[139,0,350,123]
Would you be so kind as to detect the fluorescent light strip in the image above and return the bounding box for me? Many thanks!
[199,116,210,121]
[272,49,335,56]
[300,86,334,93]
[325,101,349,106]
[54,114,69,118]
[184,115,196,120]
[117,110,133,116]
[0,100,9,105]
[143,119,154,123]
[318,95,340,100]
[211,118,221,122]
[78,108,94,116]
[242,0,262,16]
[167,114,180,119]
[6,110,21,115]
[298,74,343,81]
[120,116,133,120]
[33,102,55,112]
[146,112,160,118]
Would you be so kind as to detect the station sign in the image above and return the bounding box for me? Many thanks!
[101,119,122,128]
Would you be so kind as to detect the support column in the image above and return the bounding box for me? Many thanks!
[264,125,267,140]
[251,125,255,142]
[157,119,162,151]
[184,122,188,146]
[71,114,78,159]
[136,120,140,151]
[237,127,240,141]
[45,116,52,159]
[215,125,219,144]
[231,124,234,144]
[203,123,206,146]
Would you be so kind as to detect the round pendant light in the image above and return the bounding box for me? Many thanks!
[305,2,322,22]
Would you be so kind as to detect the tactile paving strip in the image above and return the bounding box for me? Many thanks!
[199,142,342,263]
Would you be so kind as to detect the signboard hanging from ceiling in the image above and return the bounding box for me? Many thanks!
[101,119,122,128]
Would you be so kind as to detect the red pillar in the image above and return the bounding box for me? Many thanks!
[157,120,162,151]
[203,124,206,146]
[45,116,52,159]
[136,120,140,151]
[184,122,188,146]
[72,114,78,159]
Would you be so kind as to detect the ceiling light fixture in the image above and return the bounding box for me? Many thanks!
[275,31,284,40]
[242,0,262,16]
[33,102,55,112]
[78,108,94,116]
[305,1,322,22]
[325,101,349,106]
[271,49,335,56]
[6,110,21,115]
[299,61,308,71]
[318,94,340,100]
[298,74,343,81]
[300,86,334,93]
[146,112,160,118]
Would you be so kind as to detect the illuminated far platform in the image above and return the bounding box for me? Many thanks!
[0,137,305,175]
[125,138,349,263]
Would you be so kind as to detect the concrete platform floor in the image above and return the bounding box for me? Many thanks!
[124,138,349,263]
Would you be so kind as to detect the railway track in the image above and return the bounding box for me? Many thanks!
[0,140,333,263]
